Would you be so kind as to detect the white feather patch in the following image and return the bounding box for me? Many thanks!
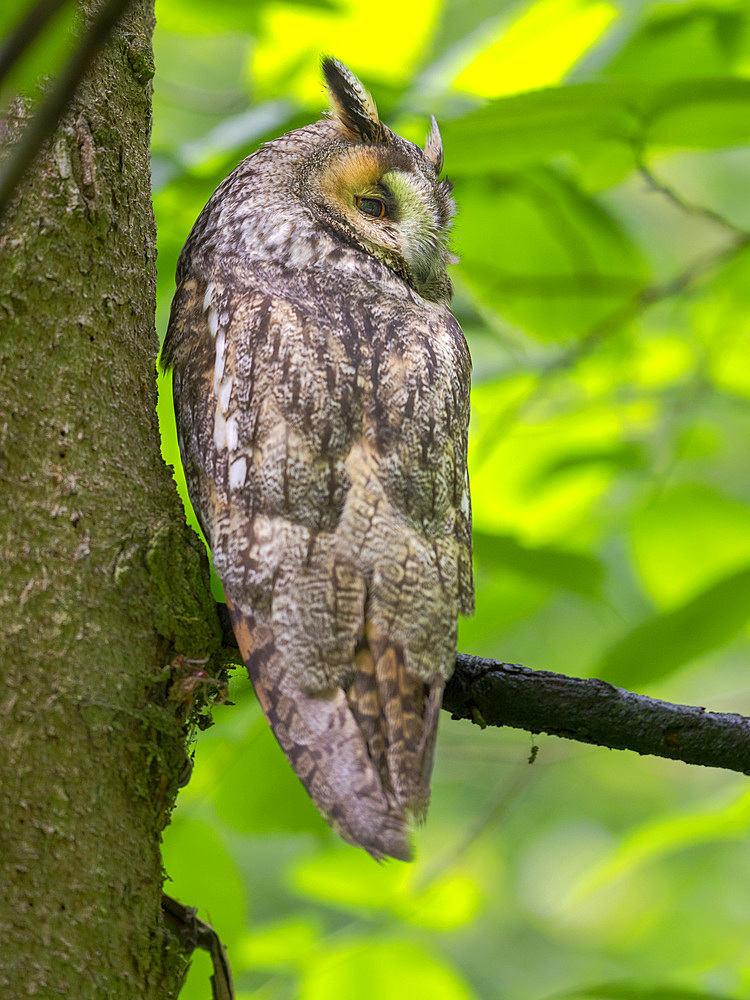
[202,282,215,313]
[214,329,226,388]
[226,414,238,452]
[229,456,247,491]
[207,306,219,338]
[213,409,227,451]
[218,376,233,413]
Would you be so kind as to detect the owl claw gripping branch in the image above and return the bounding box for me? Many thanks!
[162,58,474,861]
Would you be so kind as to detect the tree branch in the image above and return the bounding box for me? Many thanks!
[161,894,235,1000]
[216,606,750,775]
[636,156,748,239]
[445,654,750,775]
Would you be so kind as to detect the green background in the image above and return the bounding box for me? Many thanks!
[13,0,750,995]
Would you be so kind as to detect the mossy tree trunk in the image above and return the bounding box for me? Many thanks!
[0,2,222,996]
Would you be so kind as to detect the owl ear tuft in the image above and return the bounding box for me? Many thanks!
[322,56,383,143]
[423,116,443,174]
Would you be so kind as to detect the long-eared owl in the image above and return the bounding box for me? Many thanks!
[162,58,473,861]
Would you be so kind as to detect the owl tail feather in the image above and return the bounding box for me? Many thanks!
[226,597,413,862]
[349,629,445,824]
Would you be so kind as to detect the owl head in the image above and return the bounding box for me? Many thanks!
[300,57,457,303]
[180,59,457,305]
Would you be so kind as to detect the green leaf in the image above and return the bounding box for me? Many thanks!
[440,78,750,176]
[0,1,79,103]
[603,4,743,82]
[161,818,245,949]
[536,442,647,479]
[562,787,750,908]
[290,848,482,929]
[300,938,477,1000]
[599,565,750,686]
[154,0,337,35]
[441,82,644,175]
[630,484,750,608]
[696,243,750,397]
[456,165,645,340]
[235,917,322,971]
[649,78,750,148]
[473,531,604,599]
[448,0,618,99]
[556,981,739,1000]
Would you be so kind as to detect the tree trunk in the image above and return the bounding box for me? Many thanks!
[0,3,221,996]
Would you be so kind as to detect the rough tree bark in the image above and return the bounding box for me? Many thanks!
[445,655,750,774]
[0,2,222,996]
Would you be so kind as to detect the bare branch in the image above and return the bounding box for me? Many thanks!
[637,157,748,239]
[162,894,235,1000]
[445,654,750,775]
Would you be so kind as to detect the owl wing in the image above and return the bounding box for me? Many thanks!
[340,295,473,836]
[164,261,472,860]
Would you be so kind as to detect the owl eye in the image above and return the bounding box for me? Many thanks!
[355,196,387,219]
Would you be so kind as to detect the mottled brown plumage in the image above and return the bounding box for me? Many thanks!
[162,58,473,861]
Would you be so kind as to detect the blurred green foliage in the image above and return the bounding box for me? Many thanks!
[9,0,749,994]
[146,0,750,996]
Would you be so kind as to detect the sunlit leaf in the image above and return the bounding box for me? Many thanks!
[290,848,482,929]
[631,484,750,608]
[697,242,750,397]
[452,0,619,98]
[468,377,648,543]
[473,531,604,598]
[441,78,750,176]
[599,565,750,686]
[300,938,478,1000]
[252,0,444,103]
[236,917,322,971]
